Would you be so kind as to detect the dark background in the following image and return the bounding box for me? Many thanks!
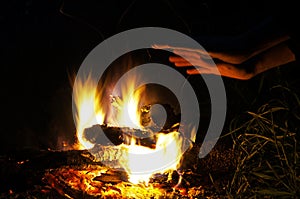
[1,0,299,152]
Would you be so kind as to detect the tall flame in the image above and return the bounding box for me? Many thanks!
[73,74,105,149]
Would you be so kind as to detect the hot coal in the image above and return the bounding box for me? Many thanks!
[93,169,128,184]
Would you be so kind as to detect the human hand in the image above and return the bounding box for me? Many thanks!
[153,45,253,80]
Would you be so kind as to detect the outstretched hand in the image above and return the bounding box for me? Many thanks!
[153,34,295,80]
[153,45,254,80]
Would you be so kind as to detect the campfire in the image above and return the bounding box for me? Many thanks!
[3,1,299,198]
[57,65,201,198]
[0,53,235,199]
[0,46,235,199]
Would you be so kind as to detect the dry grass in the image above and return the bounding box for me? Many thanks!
[222,85,300,198]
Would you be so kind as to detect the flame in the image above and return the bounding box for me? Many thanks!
[108,78,144,129]
[73,74,105,149]
[119,132,183,185]
[73,70,185,186]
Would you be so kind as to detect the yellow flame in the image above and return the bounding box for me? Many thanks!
[119,132,183,185]
[109,84,144,129]
[73,74,105,149]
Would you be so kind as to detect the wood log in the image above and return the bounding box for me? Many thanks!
[83,124,159,148]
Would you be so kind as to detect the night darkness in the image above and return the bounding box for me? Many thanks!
[1,0,300,153]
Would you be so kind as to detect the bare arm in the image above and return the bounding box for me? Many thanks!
[208,33,291,64]
[153,38,295,80]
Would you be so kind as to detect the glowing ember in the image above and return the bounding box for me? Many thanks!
[45,166,177,198]
[73,71,185,185]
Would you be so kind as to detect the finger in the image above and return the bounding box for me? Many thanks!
[186,68,213,75]
[173,50,201,59]
[170,56,214,68]
[152,44,210,57]
[174,61,194,67]
[152,44,172,49]
[169,56,187,62]
[187,63,252,80]
[173,47,208,55]
[173,49,210,59]
[169,56,194,67]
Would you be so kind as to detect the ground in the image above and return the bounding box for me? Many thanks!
[1,0,299,198]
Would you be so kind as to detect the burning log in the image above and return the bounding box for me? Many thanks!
[139,103,181,131]
[84,123,184,172]
[83,124,155,147]
[83,123,180,149]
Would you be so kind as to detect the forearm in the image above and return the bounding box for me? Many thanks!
[248,34,291,61]
[208,33,291,65]
[253,42,296,76]
[212,42,296,80]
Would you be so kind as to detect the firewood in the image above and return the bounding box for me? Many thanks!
[84,124,158,148]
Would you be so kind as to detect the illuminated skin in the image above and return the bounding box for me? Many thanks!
[153,33,296,80]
